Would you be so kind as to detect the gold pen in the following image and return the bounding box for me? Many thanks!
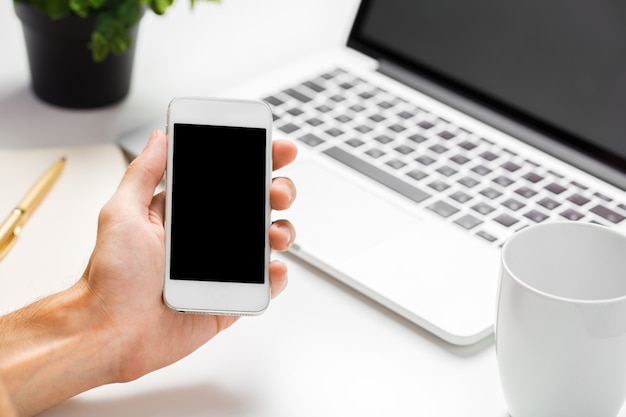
[0,157,66,261]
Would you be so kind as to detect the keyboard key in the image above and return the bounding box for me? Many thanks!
[450,154,470,165]
[427,200,459,218]
[471,165,492,176]
[545,182,567,194]
[458,176,480,188]
[492,175,514,187]
[386,159,407,170]
[472,202,495,215]
[365,148,385,158]
[284,88,312,103]
[375,134,393,144]
[355,124,373,133]
[590,205,625,223]
[428,180,450,192]
[547,169,564,178]
[436,166,457,177]
[408,133,428,144]
[325,127,344,137]
[323,146,431,203]
[454,214,483,230]
[571,180,588,190]
[415,155,436,166]
[369,114,386,123]
[567,193,591,206]
[335,114,352,123]
[429,144,448,154]
[480,187,503,199]
[494,213,519,227]
[406,169,428,181]
[298,133,324,147]
[476,230,498,242]
[525,158,540,167]
[303,80,325,92]
[450,190,473,203]
[438,130,455,140]
[395,144,415,155]
[388,124,406,133]
[501,161,521,172]
[345,138,365,148]
[306,117,324,127]
[537,197,560,210]
[278,123,300,134]
[350,104,366,113]
[502,198,525,211]
[287,107,304,116]
[263,95,283,106]
[523,172,544,183]
[524,209,549,223]
[316,104,332,113]
[459,140,478,151]
[480,151,499,161]
[515,186,537,198]
[560,208,584,221]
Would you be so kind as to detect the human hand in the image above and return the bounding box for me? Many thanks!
[80,129,297,382]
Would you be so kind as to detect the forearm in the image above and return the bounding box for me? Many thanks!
[0,373,17,417]
[0,282,118,417]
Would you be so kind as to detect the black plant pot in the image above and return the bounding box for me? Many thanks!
[14,3,140,109]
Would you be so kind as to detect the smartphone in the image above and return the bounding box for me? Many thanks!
[163,96,273,315]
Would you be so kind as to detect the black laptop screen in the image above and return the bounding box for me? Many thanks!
[349,0,626,174]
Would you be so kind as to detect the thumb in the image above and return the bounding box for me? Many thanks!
[117,130,167,207]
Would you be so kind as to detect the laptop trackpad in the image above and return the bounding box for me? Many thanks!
[281,157,426,261]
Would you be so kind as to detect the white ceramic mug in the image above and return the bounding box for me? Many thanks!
[495,221,626,417]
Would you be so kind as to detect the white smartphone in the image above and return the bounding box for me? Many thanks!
[163,96,273,315]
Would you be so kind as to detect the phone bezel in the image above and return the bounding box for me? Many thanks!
[163,96,273,315]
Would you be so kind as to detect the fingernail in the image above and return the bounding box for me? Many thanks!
[281,223,293,244]
[280,182,294,201]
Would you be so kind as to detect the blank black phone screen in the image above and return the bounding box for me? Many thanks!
[170,123,267,283]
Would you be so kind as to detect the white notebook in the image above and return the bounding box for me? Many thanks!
[0,143,127,314]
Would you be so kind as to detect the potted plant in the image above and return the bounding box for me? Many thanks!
[13,0,218,108]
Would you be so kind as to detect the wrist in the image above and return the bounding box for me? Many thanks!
[0,281,119,416]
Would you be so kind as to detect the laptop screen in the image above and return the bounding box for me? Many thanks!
[349,0,626,177]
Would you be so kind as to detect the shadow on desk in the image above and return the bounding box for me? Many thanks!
[43,383,249,417]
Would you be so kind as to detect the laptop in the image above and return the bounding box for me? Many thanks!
[120,0,626,345]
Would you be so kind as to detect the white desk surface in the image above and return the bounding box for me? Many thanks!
[0,0,542,416]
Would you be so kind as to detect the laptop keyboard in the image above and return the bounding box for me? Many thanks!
[263,67,626,246]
